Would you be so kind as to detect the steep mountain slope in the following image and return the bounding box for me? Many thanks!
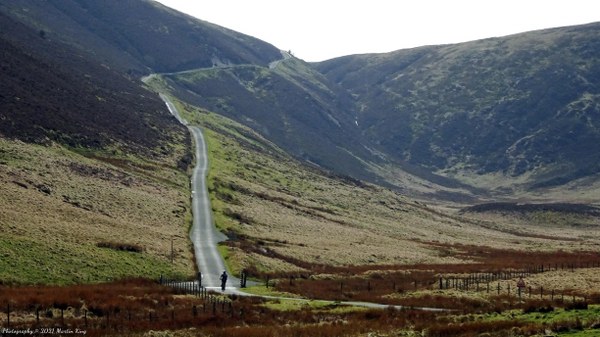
[0,0,281,74]
[154,56,388,184]
[0,12,185,155]
[316,23,600,194]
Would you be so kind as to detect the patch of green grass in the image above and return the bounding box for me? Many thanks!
[465,305,600,336]
[242,285,302,299]
[558,329,600,337]
[262,297,365,313]
[0,234,188,285]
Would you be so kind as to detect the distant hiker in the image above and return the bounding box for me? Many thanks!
[220,271,228,291]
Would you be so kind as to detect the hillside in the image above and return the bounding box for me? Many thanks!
[0,0,281,74]
[155,56,390,184]
[0,12,185,155]
[0,9,196,283]
[149,95,600,276]
[316,23,600,195]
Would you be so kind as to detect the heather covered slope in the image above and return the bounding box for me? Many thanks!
[0,0,281,74]
[0,12,187,155]
[316,23,600,194]
[156,57,389,184]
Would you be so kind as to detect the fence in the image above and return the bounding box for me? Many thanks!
[438,261,600,292]
[1,280,237,335]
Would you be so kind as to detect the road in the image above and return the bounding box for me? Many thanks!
[160,94,239,289]
[158,93,448,311]
[268,50,292,69]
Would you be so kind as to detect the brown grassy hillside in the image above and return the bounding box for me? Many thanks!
[164,97,600,278]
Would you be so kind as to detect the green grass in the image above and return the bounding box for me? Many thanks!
[0,234,188,285]
[262,297,367,313]
[242,285,303,299]
[0,138,195,285]
[463,305,600,336]
[558,330,600,337]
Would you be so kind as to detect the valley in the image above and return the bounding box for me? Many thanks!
[1,0,600,335]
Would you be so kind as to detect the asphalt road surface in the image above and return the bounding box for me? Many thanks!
[160,94,239,290]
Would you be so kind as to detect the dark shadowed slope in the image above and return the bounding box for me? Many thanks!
[0,0,281,74]
[316,23,600,192]
[0,12,186,155]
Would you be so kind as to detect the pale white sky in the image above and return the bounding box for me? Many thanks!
[155,0,599,62]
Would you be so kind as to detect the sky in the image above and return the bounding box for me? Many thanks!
[155,0,599,62]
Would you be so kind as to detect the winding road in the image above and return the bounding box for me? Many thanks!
[161,94,239,290]
[158,93,449,312]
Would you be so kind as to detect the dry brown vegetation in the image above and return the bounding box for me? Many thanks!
[1,276,598,337]
[169,100,600,280]
[0,139,195,284]
[268,245,600,309]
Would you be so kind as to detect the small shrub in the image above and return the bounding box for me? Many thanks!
[523,304,554,314]
[97,241,143,253]
[565,301,588,310]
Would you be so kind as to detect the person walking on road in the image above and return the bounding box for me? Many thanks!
[220,271,228,291]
